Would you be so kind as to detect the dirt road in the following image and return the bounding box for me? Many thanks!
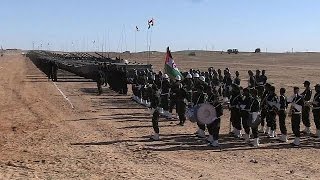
[0,53,320,179]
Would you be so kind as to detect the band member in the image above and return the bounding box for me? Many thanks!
[261,70,267,85]
[149,80,161,141]
[193,85,207,138]
[278,88,288,142]
[193,73,201,90]
[259,83,271,133]
[250,89,261,147]
[255,70,264,98]
[233,71,241,86]
[207,91,223,147]
[218,69,224,96]
[248,70,256,91]
[169,76,182,117]
[266,86,278,138]
[160,74,171,118]
[288,87,305,146]
[229,84,241,137]
[223,71,233,98]
[172,75,188,126]
[182,73,194,104]
[239,88,252,143]
[301,81,312,134]
[312,84,320,138]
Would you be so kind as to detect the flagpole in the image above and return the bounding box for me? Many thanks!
[135,29,137,53]
[149,26,153,65]
[146,27,149,63]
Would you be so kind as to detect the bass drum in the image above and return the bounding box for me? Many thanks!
[196,103,217,125]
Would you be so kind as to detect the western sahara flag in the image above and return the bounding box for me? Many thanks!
[164,47,182,80]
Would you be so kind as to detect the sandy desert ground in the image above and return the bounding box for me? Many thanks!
[0,51,320,179]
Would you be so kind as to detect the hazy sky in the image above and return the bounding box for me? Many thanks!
[1,0,319,52]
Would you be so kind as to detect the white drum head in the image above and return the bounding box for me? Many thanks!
[197,103,217,124]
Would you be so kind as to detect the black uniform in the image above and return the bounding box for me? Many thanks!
[193,88,207,132]
[233,76,241,86]
[290,94,305,137]
[239,94,252,135]
[248,76,256,91]
[250,96,260,138]
[169,81,181,113]
[223,76,233,98]
[230,92,241,131]
[160,79,171,111]
[175,84,188,125]
[260,91,269,128]
[255,75,264,98]
[96,69,105,95]
[207,93,223,141]
[301,87,312,128]
[52,62,58,82]
[266,93,278,131]
[278,94,288,135]
[182,78,194,103]
[312,91,320,130]
[149,84,161,134]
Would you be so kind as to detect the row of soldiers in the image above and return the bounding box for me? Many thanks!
[131,68,320,148]
[32,59,58,82]
[96,63,128,95]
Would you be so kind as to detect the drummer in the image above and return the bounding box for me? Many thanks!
[207,87,223,147]
[193,85,208,138]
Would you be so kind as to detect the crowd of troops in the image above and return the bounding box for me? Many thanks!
[130,68,320,148]
[33,59,58,82]
[96,62,128,95]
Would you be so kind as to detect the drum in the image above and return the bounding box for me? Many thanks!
[197,103,217,124]
[248,112,261,128]
[187,103,217,124]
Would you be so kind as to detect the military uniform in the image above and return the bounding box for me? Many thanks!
[149,83,161,140]
[207,93,223,146]
[229,90,241,136]
[312,86,320,137]
[278,94,288,136]
[301,86,312,131]
[239,91,252,140]
[266,92,278,137]
[290,94,305,137]
[160,78,171,113]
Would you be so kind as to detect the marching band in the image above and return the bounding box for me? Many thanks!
[131,68,320,148]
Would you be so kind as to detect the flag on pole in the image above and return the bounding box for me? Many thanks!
[148,18,154,29]
[136,26,140,31]
[164,47,182,80]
